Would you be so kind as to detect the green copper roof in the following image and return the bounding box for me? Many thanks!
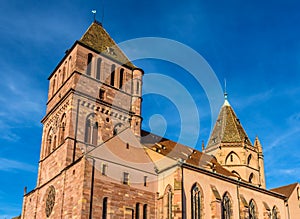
[79,21,135,69]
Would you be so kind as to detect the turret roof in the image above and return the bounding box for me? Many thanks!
[206,98,251,150]
[79,21,135,69]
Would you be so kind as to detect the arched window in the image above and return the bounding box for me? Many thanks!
[46,128,53,156]
[52,75,57,95]
[87,53,93,76]
[136,80,140,95]
[110,64,115,86]
[249,173,254,183]
[136,203,140,219]
[52,135,57,151]
[96,58,102,80]
[272,206,279,219]
[84,114,98,145]
[119,68,124,89]
[143,204,147,219]
[102,197,108,219]
[59,114,66,145]
[191,183,201,219]
[222,193,232,219]
[68,56,72,77]
[249,199,257,219]
[225,152,241,165]
[62,66,66,83]
[297,187,300,200]
[247,154,252,165]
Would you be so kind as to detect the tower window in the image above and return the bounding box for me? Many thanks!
[249,173,254,183]
[110,64,115,86]
[99,89,105,100]
[119,68,124,89]
[87,53,93,76]
[230,154,233,162]
[144,176,147,187]
[136,203,140,219]
[96,58,102,80]
[102,164,107,175]
[102,197,108,219]
[84,114,98,145]
[123,172,129,185]
[136,81,140,94]
[143,204,147,219]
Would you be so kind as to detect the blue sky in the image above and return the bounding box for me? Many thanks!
[1,0,300,218]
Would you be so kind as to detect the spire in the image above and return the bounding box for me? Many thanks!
[254,136,263,153]
[79,22,135,68]
[206,98,251,150]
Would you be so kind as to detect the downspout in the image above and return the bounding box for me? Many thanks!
[73,99,80,162]
[89,158,96,219]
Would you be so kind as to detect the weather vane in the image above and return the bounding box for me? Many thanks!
[224,78,228,100]
[92,10,97,21]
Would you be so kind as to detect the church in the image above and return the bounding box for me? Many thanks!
[20,21,300,219]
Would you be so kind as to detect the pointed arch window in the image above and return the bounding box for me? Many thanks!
[102,197,108,219]
[87,53,93,76]
[110,64,115,86]
[52,75,57,95]
[96,58,102,80]
[59,114,66,145]
[249,173,254,183]
[143,204,147,219]
[62,66,66,83]
[46,128,53,156]
[249,199,257,219]
[119,68,124,89]
[271,206,279,219]
[84,114,98,145]
[191,184,201,219]
[222,193,232,219]
[52,135,57,151]
[247,154,252,165]
[136,203,140,219]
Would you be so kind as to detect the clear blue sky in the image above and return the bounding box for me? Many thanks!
[1,0,300,218]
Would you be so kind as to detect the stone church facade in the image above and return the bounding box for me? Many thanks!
[21,21,300,219]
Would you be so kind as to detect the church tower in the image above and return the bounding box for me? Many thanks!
[21,21,156,219]
[205,95,266,188]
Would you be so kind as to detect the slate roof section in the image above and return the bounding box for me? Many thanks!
[206,100,252,149]
[141,130,238,179]
[79,21,135,69]
[271,182,298,198]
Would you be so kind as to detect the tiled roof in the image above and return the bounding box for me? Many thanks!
[206,100,251,149]
[79,21,135,68]
[270,182,298,198]
[141,130,238,178]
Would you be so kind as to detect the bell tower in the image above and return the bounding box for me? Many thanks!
[21,21,153,219]
[205,95,266,188]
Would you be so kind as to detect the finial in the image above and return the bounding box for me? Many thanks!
[92,10,97,21]
[224,78,228,100]
[202,140,205,152]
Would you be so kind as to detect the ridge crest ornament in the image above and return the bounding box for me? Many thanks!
[45,185,56,217]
